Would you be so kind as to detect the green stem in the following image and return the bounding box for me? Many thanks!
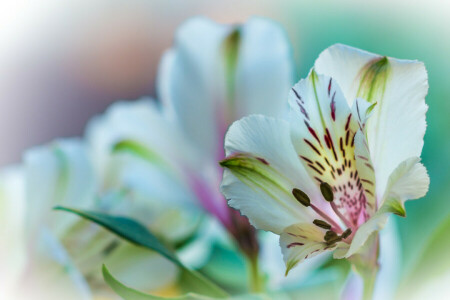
[349,234,380,300]
[247,255,263,293]
[362,266,378,300]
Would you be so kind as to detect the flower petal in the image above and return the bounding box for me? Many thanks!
[289,71,372,226]
[157,17,229,161]
[221,115,316,234]
[24,139,96,240]
[157,17,294,162]
[0,167,27,295]
[280,223,335,275]
[233,17,294,119]
[353,130,376,218]
[340,157,429,257]
[86,99,213,237]
[315,44,428,199]
[380,156,429,217]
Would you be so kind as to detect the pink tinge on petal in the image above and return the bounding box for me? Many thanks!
[187,171,232,229]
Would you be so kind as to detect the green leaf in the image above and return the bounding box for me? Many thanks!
[103,265,268,300]
[54,206,228,298]
[103,265,211,300]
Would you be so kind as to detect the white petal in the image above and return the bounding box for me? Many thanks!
[380,156,430,217]
[233,17,294,119]
[221,115,316,234]
[24,139,96,240]
[289,71,371,226]
[353,130,376,217]
[280,223,335,275]
[85,99,201,179]
[0,166,27,294]
[157,17,294,161]
[340,156,429,257]
[315,44,428,199]
[156,17,229,160]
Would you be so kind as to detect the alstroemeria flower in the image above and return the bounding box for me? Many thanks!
[86,16,295,268]
[156,16,294,232]
[0,139,180,299]
[220,44,429,274]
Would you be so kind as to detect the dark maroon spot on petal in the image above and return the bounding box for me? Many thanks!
[345,114,352,131]
[357,155,369,161]
[331,91,336,121]
[361,179,374,185]
[351,133,356,147]
[305,121,322,146]
[304,139,321,156]
[292,88,303,103]
[300,155,313,164]
[325,128,338,161]
[364,189,374,196]
[299,103,310,120]
[308,164,323,175]
[287,242,304,248]
[328,78,332,96]
[256,157,269,165]
[316,161,326,171]
[365,163,374,171]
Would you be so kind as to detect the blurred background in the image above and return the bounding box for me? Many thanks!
[1,0,449,296]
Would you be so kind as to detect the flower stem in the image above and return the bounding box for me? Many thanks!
[362,266,378,300]
[247,255,263,293]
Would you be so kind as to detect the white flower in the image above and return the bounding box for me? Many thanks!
[220,44,429,275]
[86,16,294,262]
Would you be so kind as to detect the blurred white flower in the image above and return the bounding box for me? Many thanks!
[85,16,296,292]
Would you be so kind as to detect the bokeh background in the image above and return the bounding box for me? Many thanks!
[1,0,449,297]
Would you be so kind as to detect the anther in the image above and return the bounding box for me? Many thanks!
[320,182,334,202]
[292,188,310,207]
[324,230,338,241]
[326,236,342,246]
[341,228,352,239]
[313,219,332,230]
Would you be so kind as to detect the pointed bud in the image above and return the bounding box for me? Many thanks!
[313,219,332,230]
[320,182,334,202]
[292,188,310,207]
[341,228,352,239]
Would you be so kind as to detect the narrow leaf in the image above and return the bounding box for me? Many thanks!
[55,206,228,298]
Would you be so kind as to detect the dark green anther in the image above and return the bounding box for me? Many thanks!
[326,236,342,246]
[313,219,332,230]
[324,230,338,241]
[292,188,310,207]
[320,182,334,202]
[341,228,352,239]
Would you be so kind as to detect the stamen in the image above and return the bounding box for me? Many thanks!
[324,230,342,245]
[330,201,355,230]
[341,228,352,239]
[326,236,342,246]
[320,182,334,202]
[292,188,343,233]
[310,203,343,233]
[313,219,332,230]
[292,188,310,207]
[324,230,338,241]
